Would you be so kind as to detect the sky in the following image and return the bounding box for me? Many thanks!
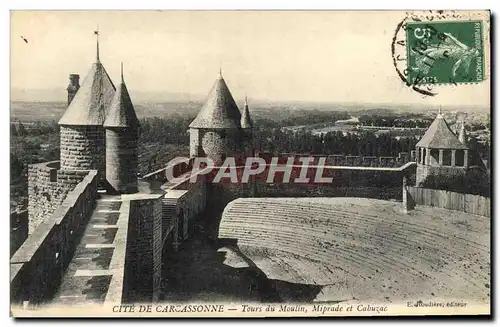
[10,10,490,108]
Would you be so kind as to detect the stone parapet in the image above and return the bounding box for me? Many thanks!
[27,161,90,234]
[265,152,413,168]
[11,170,99,306]
[121,193,163,302]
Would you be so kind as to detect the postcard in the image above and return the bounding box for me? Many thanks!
[10,10,491,317]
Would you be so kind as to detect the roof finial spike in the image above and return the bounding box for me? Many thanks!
[219,67,222,78]
[120,62,124,83]
[244,95,248,106]
[438,106,442,116]
[94,25,100,63]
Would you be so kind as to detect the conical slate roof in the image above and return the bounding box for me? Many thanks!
[416,113,468,149]
[189,74,242,129]
[241,97,253,129]
[104,65,139,129]
[59,61,116,126]
[458,123,468,146]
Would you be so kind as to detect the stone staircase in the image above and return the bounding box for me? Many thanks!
[52,192,122,306]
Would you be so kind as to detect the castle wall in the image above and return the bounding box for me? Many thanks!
[202,166,408,212]
[271,152,413,168]
[124,194,163,302]
[28,161,89,234]
[261,168,405,200]
[104,200,131,304]
[172,179,207,221]
[207,182,253,211]
[161,174,208,245]
[416,164,490,195]
[10,210,28,257]
[11,170,99,306]
[416,164,466,188]
[60,125,105,180]
[106,128,138,194]
[241,129,253,157]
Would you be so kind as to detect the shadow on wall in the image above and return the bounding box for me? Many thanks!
[159,222,266,303]
[157,210,323,304]
[10,210,28,257]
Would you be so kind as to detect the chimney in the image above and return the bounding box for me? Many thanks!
[66,74,80,106]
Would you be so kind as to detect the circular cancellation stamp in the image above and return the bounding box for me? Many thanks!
[391,11,489,96]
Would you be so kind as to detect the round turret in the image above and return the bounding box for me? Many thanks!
[240,96,254,156]
[58,43,116,181]
[189,72,246,164]
[103,64,140,194]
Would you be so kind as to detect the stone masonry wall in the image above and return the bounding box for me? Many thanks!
[11,170,98,306]
[125,194,163,302]
[204,165,411,212]
[242,130,254,157]
[415,164,489,196]
[181,180,207,222]
[106,128,138,194]
[28,161,89,234]
[10,210,28,257]
[168,178,207,241]
[416,164,466,187]
[60,125,105,180]
[199,129,245,164]
[259,152,414,168]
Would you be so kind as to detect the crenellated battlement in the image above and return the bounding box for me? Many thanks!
[258,151,416,168]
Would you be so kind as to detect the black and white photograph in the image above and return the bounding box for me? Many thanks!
[9,10,491,317]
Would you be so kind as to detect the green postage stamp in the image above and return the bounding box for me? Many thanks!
[406,20,484,85]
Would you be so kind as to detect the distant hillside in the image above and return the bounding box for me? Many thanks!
[10,100,382,122]
[11,88,490,115]
[10,101,204,122]
[10,87,205,103]
[10,98,490,123]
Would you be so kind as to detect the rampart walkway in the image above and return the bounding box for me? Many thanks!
[51,193,122,306]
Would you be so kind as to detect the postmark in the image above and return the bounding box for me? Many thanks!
[406,21,484,86]
[391,11,488,96]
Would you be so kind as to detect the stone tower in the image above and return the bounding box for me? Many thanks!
[415,109,469,188]
[104,63,140,194]
[240,96,254,156]
[66,74,80,105]
[189,71,245,165]
[58,35,115,181]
